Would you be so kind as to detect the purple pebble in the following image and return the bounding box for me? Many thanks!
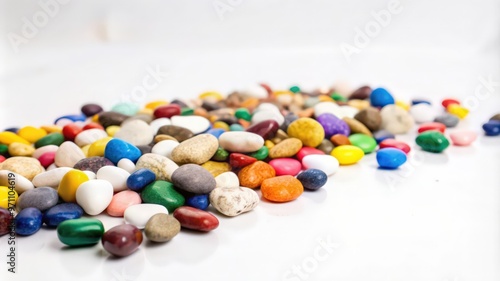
[316,113,350,138]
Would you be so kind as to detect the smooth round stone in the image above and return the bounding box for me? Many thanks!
[117,158,135,173]
[246,120,280,140]
[8,142,35,157]
[87,137,113,157]
[54,114,86,125]
[74,129,107,147]
[348,134,377,154]
[149,118,172,135]
[17,126,47,143]
[1,207,13,236]
[57,218,104,247]
[316,139,334,154]
[39,151,56,168]
[0,156,44,181]
[134,153,178,182]
[186,194,210,210]
[141,180,185,213]
[0,186,17,209]
[207,128,226,139]
[0,131,29,145]
[238,161,276,188]
[287,117,325,147]
[349,86,371,100]
[240,85,269,99]
[409,103,436,124]
[107,190,142,217]
[0,170,34,194]
[209,187,259,217]
[330,145,365,165]
[251,110,285,126]
[81,103,103,117]
[416,131,450,153]
[373,130,395,144]
[297,169,328,191]
[157,125,194,142]
[342,117,372,136]
[16,187,58,212]
[171,134,218,165]
[261,175,303,202]
[32,167,72,188]
[219,131,264,153]
[151,140,178,159]
[354,107,382,132]
[76,179,114,216]
[34,132,65,148]
[483,120,500,136]
[144,213,181,242]
[127,168,156,192]
[154,104,182,119]
[379,139,411,154]
[173,206,219,232]
[62,123,83,141]
[98,111,130,128]
[15,207,43,236]
[235,108,252,121]
[73,156,114,173]
[96,166,130,192]
[102,224,143,257]
[111,102,140,116]
[229,153,257,168]
[316,113,350,138]
[201,161,231,178]
[268,138,302,159]
[302,154,339,176]
[32,145,59,159]
[114,120,154,146]
[314,102,344,118]
[215,172,239,189]
[124,203,169,229]
[296,147,325,162]
[450,131,477,146]
[43,203,83,227]
[340,105,359,119]
[376,148,407,169]
[370,87,395,108]
[104,138,141,165]
[434,113,460,128]
[380,105,415,134]
[55,141,86,168]
[330,134,351,146]
[170,115,210,134]
[171,164,216,194]
[417,122,446,133]
[269,158,302,176]
[447,104,469,119]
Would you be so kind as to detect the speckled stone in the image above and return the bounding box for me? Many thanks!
[171,134,219,165]
[209,187,259,217]
[171,164,216,194]
[16,187,59,212]
[296,169,328,190]
[134,153,179,182]
[73,157,114,174]
[0,156,44,181]
[144,214,181,242]
[269,138,303,158]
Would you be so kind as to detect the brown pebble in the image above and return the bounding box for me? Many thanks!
[317,139,334,154]
[354,107,382,132]
[342,117,373,136]
[330,134,351,146]
[348,86,371,100]
[157,125,194,142]
[154,134,179,143]
[490,113,500,121]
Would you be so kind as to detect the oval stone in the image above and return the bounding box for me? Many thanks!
[157,125,194,142]
[379,139,411,154]
[127,168,156,192]
[104,138,142,165]
[434,113,459,128]
[296,169,328,190]
[0,156,44,181]
[76,179,114,216]
[219,131,264,153]
[0,207,12,236]
[134,153,178,182]
[330,145,365,165]
[376,148,407,169]
[287,118,325,147]
[58,169,89,203]
[415,131,450,153]
[302,154,339,176]
[16,187,58,211]
[483,120,500,136]
[57,218,104,247]
[296,147,325,162]
[410,103,436,124]
[417,122,446,133]
[98,111,129,128]
[171,134,218,165]
[43,203,83,227]
[348,133,377,154]
[261,175,304,202]
[15,207,42,236]
[173,206,219,232]
[141,180,185,213]
[238,161,276,189]
[96,166,130,192]
[245,120,280,140]
[269,158,301,176]
[124,203,169,229]
[107,190,142,217]
[370,88,395,108]
[268,138,302,159]
[34,132,65,148]
[0,170,34,194]
[74,129,108,147]
[102,224,143,257]
[450,131,477,146]
[144,213,181,242]
[171,164,216,194]
[114,119,154,146]
[316,113,350,138]
[185,194,210,210]
[209,187,259,217]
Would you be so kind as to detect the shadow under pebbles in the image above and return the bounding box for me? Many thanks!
[102,247,146,281]
[57,242,104,277]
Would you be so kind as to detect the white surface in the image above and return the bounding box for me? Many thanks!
[1,0,500,281]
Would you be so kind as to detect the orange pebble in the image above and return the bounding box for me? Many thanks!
[298,108,315,118]
[240,98,260,110]
[238,119,251,129]
[330,134,351,146]
[238,161,276,189]
[261,175,304,202]
[194,108,209,118]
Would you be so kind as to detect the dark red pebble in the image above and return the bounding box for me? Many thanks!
[101,224,142,257]
[348,86,372,100]
[62,124,83,141]
[379,139,411,154]
[173,206,219,232]
[154,104,182,119]
[0,208,13,236]
[229,153,257,168]
[246,120,280,140]
[417,122,446,134]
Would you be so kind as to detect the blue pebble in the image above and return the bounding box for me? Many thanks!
[43,203,84,227]
[104,138,142,165]
[15,207,43,236]
[229,124,245,131]
[54,114,87,124]
[483,120,500,136]
[186,194,210,210]
[296,169,328,191]
[376,148,407,169]
[127,168,156,192]
[206,128,226,139]
[411,99,431,105]
[4,127,19,133]
[370,88,395,108]
[373,130,395,144]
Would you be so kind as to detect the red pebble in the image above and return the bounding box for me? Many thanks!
[417,122,446,134]
[101,224,142,257]
[38,152,56,168]
[0,155,5,163]
[379,139,411,154]
[173,206,219,232]
[295,147,325,161]
[246,120,279,140]
[0,208,12,235]
[154,104,182,119]
[229,153,257,168]
[441,98,460,109]
[82,123,104,131]
[62,124,82,141]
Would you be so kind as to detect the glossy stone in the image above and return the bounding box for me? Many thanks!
[379,139,411,154]
[450,131,477,146]
[238,161,276,188]
[370,88,395,108]
[127,168,156,192]
[354,107,382,132]
[229,153,257,168]
[186,194,210,210]
[157,125,194,142]
[38,151,56,168]
[34,133,65,148]
[219,131,264,152]
[104,139,141,165]
[434,113,459,128]
[483,120,500,136]
[144,214,181,242]
[15,207,42,236]
[342,117,372,136]
[57,218,104,247]
[302,154,339,176]
[73,156,114,174]
[349,86,371,100]
[17,126,47,143]
[441,98,460,109]
[376,148,407,169]
[417,122,446,133]
[16,187,58,211]
[141,180,185,213]
[296,147,325,161]
[96,166,130,192]
[173,206,219,232]
[261,175,304,202]
[107,190,142,217]
[269,158,302,176]
[43,203,84,227]
[153,104,182,119]
[81,103,103,117]
[330,145,365,165]
[124,203,169,229]
[245,120,280,140]
[297,169,328,190]
[415,131,450,153]
[58,169,89,203]
[102,224,143,257]
[0,207,12,236]
[248,146,269,160]
[372,130,395,144]
[171,134,219,165]
[76,179,114,216]
[171,115,211,135]
[348,134,377,154]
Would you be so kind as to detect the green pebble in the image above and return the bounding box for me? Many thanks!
[141,180,185,213]
[249,146,269,160]
[57,218,104,247]
[289,85,301,93]
[331,92,347,102]
[212,147,229,161]
[35,132,65,148]
[181,108,194,116]
[416,131,449,153]
[0,144,8,156]
[348,133,377,154]
[229,124,244,131]
[235,108,252,121]
[111,103,140,116]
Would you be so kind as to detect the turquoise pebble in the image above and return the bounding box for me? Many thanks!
[111,103,140,116]
[229,124,245,131]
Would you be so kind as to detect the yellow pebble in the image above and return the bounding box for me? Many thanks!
[81,144,91,157]
[8,142,35,157]
[287,117,325,147]
[87,137,113,157]
[137,108,153,115]
[347,99,370,110]
[318,95,334,102]
[213,121,230,131]
[58,170,89,203]
[265,140,275,150]
[447,104,469,119]
[0,132,30,145]
[201,161,231,177]
[331,145,364,165]
[395,100,410,111]
[41,125,62,134]
[17,126,47,143]
[145,100,169,110]
[199,91,223,102]
[106,126,121,137]
[273,90,293,97]
[0,186,17,209]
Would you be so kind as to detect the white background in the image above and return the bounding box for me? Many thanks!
[1,0,499,280]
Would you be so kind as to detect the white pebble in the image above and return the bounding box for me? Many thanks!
[55,141,86,168]
[302,155,339,176]
[76,179,114,216]
[75,129,108,147]
[96,166,130,192]
[240,85,268,99]
[219,132,264,153]
[32,167,72,188]
[151,140,179,159]
[215,172,240,189]
[0,170,34,194]
[409,103,436,124]
[124,204,169,229]
[149,118,171,135]
[32,145,59,159]
[209,187,259,217]
[251,110,285,126]
[114,119,154,146]
[117,158,136,173]
[171,115,210,134]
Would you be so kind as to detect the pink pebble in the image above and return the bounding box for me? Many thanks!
[106,190,142,217]
[269,158,302,176]
[295,147,325,161]
[450,131,477,146]
[0,155,5,163]
[38,151,56,168]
